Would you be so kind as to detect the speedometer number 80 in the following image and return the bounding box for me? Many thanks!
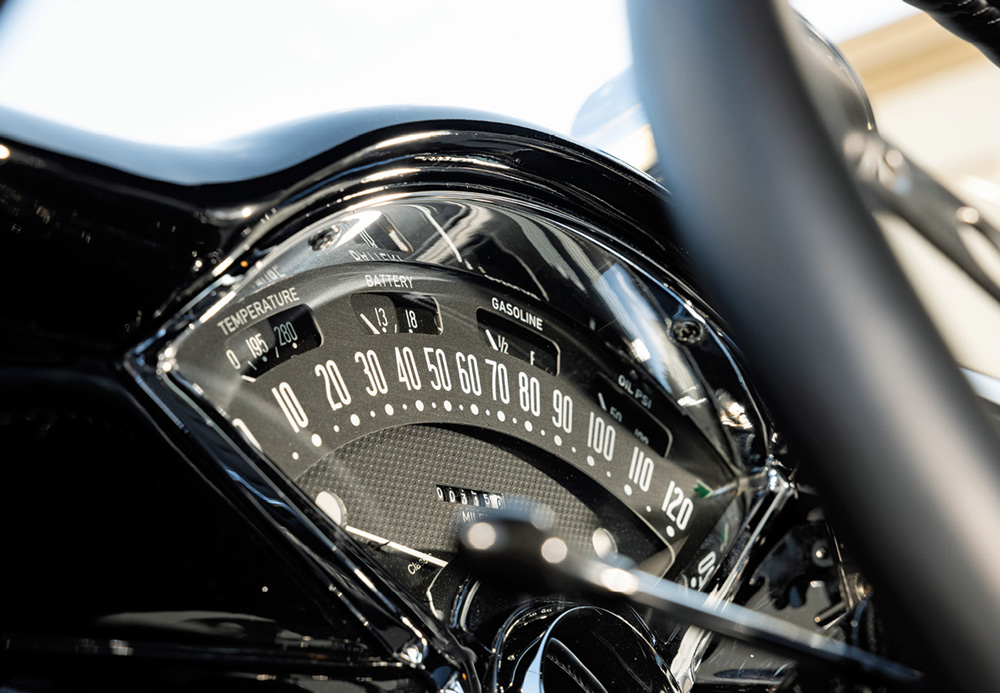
[518,372,541,416]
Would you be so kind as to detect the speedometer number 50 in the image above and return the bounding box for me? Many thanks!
[424,348,452,391]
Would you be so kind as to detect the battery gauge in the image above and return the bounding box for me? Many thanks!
[351,293,442,336]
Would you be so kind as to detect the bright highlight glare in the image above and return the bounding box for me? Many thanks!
[600,567,639,594]
[467,522,497,550]
[540,537,568,564]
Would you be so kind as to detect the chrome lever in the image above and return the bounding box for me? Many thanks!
[456,512,923,688]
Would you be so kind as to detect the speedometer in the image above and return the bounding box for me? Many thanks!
[124,123,784,690]
[165,190,758,611]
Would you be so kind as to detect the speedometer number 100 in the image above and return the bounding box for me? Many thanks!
[587,411,616,461]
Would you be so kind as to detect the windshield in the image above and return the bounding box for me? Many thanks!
[0,0,906,150]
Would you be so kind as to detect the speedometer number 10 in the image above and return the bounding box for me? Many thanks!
[272,381,309,433]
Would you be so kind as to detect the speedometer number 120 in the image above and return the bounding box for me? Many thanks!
[662,479,693,537]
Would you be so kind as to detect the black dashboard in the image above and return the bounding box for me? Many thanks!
[1,112,891,692]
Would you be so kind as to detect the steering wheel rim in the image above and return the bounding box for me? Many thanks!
[629,2,1000,690]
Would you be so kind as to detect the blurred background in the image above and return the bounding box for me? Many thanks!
[0,1,992,164]
[1,0,998,376]
[0,0,996,197]
[828,2,1000,201]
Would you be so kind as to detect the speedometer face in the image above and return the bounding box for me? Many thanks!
[168,193,756,609]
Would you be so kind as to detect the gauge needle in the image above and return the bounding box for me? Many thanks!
[359,313,381,335]
[485,329,499,351]
[345,525,448,568]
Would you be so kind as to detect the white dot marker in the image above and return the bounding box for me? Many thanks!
[432,402,437,409]
[385,404,394,416]
[334,425,340,432]
[512,417,518,424]
[416,400,425,412]
[666,526,676,538]
[592,528,617,558]
[370,410,376,417]
[350,414,361,426]
[645,506,652,513]
[497,411,506,422]
[444,401,453,412]
[586,455,595,467]
[311,433,322,447]
[554,435,563,446]
[292,452,299,460]
[471,404,479,415]
[624,484,632,496]
[524,421,533,432]
[315,491,344,525]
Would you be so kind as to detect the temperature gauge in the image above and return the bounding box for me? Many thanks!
[223,305,322,379]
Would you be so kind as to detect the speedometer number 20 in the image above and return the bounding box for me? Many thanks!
[518,372,541,416]
[315,359,351,411]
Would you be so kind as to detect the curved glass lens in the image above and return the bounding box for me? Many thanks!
[167,192,756,605]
